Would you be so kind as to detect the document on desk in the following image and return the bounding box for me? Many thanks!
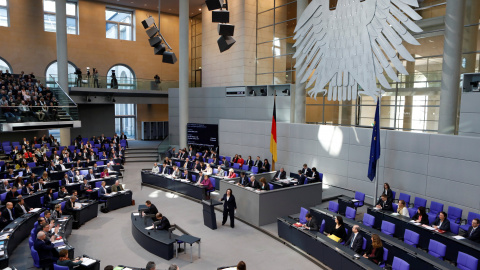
[422,225,436,230]
[453,235,466,240]
[58,218,68,222]
[0,251,4,256]
[81,258,96,266]
[351,199,359,202]
[29,208,42,213]
[57,245,67,249]
[0,234,10,240]
[390,213,400,216]
[133,213,140,216]
[145,226,154,230]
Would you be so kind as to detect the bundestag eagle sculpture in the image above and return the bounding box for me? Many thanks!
[294,0,423,101]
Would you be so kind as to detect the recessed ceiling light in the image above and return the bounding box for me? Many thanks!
[199,8,201,11]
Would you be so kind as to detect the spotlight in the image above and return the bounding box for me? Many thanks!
[141,17,155,29]
[162,51,177,64]
[212,10,229,23]
[205,0,222,11]
[217,35,236,53]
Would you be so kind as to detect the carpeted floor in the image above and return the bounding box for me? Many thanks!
[10,161,323,270]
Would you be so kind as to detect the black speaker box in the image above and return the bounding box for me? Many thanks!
[154,44,166,55]
[217,24,234,36]
[149,36,162,47]
[162,51,177,64]
[141,17,155,29]
[217,35,236,53]
[146,26,159,38]
[212,10,229,23]
[205,0,222,11]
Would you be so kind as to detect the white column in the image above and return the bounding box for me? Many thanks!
[55,0,68,92]
[294,0,308,123]
[179,0,189,148]
[438,0,466,134]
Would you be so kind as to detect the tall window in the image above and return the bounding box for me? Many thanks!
[107,64,135,89]
[108,64,136,139]
[105,9,133,41]
[0,57,12,73]
[191,14,202,87]
[45,61,77,87]
[43,0,78,34]
[0,0,9,27]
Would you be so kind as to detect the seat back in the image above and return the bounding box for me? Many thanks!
[428,239,446,260]
[447,206,463,224]
[29,237,34,249]
[379,247,389,268]
[381,221,395,236]
[31,246,40,268]
[457,252,479,270]
[268,183,274,190]
[466,212,480,227]
[354,191,365,207]
[53,192,58,200]
[408,208,416,218]
[233,163,240,169]
[427,213,437,225]
[80,170,88,176]
[0,192,7,203]
[362,237,367,251]
[299,207,308,224]
[391,190,396,200]
[413,197,427,210]
[345,207,356,220]
[429,201,444,216]
[95,182,102,188]
[27,162,36,168]
[450,221,460,235]
[191,175,197,183]
[362,213,375,228]
[403,229,420,247]
[251,167,258,174]
[96,161,104,166]
[319,219,325,233]
[225,156,231,162]
[242,165,249,171]
[40,196,44,206]
[399,193,411,205]
[392,256,410,270]
[209,178,216,190]
[60,201,66,211]
[328,201,339,213]
[392,203,398,213]
[30,228,36,239]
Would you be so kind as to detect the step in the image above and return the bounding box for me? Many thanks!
[126,157,158,162]
[124,153,158,158]
[125,149,158,154]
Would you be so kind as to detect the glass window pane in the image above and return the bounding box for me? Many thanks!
[106,10,131,23]
[274,20,295,40]
[274,54,294,72]
[258,0,274,13]
[122,118,136,139]
[0,8,7,27]
[257,26,274,43]
[258,10,274,28]
[0,58,11,73]
[257,42,274,59]
[273,71,293,84]
[257,74,273,85]
[66,17,76,34]
[257,58,273,74]
[275,2,296,24]
[44,14,56,32]
[106,23,118,39]
[115,118,121,135]
[66,3,76,16]
[0,0,6,7]
[44,0,55,13]
[119,25,132,40]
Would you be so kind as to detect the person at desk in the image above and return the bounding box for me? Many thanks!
[41,171,51,182]
[301,164,312,177]
[238,172,249,187]
[80,179,91,193]
[48,161,56,173]
[57,249,83,270]
[193,160,201,172]
[202,164,213,175]
[227,168,237,178]
[152,163,160,173]
[170,166,181,179]
[248,176,260,189]
[62,173,72,185]
[210,157,219,166]
[111,180,123,192]
[99,181,109,197]
[261,159,270,173]
[466,218,480,242]
[15,198,32,217]
[0,211,8,230]
[221,157,230,167]
[24,165,33,175]
[327,216,347,242]
[345,225,363,253]
[412,206,429,225]
[216,166,225,178]
[232,154,239,164]
[2,202,15,223]
[221,188,237,228]
[144,200,158,216]
[182,158,192,170]
[52,204,62,220]
[0,179,11,192]
[100,168,110,178]
[237,155,245,166]
[56,160,67,171]
[397,200,409,217]
[74,170,83,182]
[245,156,253,170]
[382,183,393,203]
[58,186,69,198]
[22,182,35,195]
[363,234,384,264]
[44,188,54,206]
[6,186,22,203]
[258,177,270,191]
[13,177,24,189]
[274,168,287,180]
[303,213,319,231]
[432,211,450,232]
[34,231,58,267]
[154,213,171,230]
[36,179,46,191]
[160,163,169,175]
[6,168,16,179]
[64,196,77,215]
[44,210,52,224]
[375,194,393,211]
[85,169,96,180]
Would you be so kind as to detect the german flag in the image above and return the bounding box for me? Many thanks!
[270,97,277,162]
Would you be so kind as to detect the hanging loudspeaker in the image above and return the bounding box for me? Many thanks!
[212,10,229,23]
[217,24,235,36]
[142,17,155,29]
[205,0,222,11]
[217,35,236,53]
[162,51,177,64]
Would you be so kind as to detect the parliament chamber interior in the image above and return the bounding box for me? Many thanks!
[0,0,479,269]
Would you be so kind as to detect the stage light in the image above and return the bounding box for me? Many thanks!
[260,89,267,96]
[218,24,234,36]
[154,44,166,55]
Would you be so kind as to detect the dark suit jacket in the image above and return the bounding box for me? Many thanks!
[155,216,171,230]
[382,188,394,203]
[64,200,75,215]
[411,213,429,225]
[311,171,321,181]
[331,224,347,242]
[239,176,249,186]
[376,199,393,211]
[302,167,313,177]
[14,203,29,218]
[248,180,260,189]
[145,204,158,216]
[5,190,20,202]
[57,259,82,269]
[245,159,253,168]
[467,226,480,243]
[432,218,450,231]
[365,244,384,264]
[274,171,287,179]
[22,186,34,195]
[0,216,8,230]
[305,217,319,231]
[58,190,68,198]
[2,208,15,222]
[34,239,55,260]
[221,194,237,211]
[345,233,363,254]
[85,173,96,180]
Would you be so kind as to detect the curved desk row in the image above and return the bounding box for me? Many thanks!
[141,171,206,200]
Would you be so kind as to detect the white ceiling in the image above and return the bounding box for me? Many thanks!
[92,0,205,16]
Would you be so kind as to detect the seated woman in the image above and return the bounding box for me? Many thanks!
[261,159,270,173]
[363,234,384,264]
[199,174,213,199]
[13,177,24,190]
[44,188,54,205]
[227,168,237,178]
[258,177,270,191]
[397,200,409,217]
[202,164,213,175]
[412,206,429,225]
[57,249,83,270]
[327,216,347,242]
[52,204,62,220]
[100,168,109,178]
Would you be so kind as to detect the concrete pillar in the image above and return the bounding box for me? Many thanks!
[461,0,480,73]
[179,0,189,148]
[60,128,71,146]
[294,0,308,123]
[403,61,416,130]
[438,0,466,135]
[55,0,68,92]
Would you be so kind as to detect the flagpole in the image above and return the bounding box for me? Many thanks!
[373,95,381,205]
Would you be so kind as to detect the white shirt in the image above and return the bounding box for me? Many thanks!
[350,232,358,247]
[398,207,409,217]
[152,166,159,173]
[20,204,27,214]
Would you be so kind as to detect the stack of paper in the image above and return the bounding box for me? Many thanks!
[351,199,359,202]
[133,213,140,216]
[145,226,154,230]
[453,235,465,240]
[81,258,96,266]
[29,208,42,213]
[391,213,400,216]
[57,245,66,249]
[0,235,10,240]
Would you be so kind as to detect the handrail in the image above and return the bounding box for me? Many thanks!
[49,75,78,106]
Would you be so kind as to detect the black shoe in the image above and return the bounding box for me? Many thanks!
[222,222,225,226]
[231,225,234,228]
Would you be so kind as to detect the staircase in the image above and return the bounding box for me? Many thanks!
[125,148,158,163]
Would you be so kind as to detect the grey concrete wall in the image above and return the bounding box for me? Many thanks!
[459,92,480,137]
[168,87,291,146]
[219,119,480,219]
[70,104,115,139]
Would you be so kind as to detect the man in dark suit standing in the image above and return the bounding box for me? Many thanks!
[466,218,480,243]
[302,213,319,231]
[345,225,363,253]
[274,168,287,180]
[154,213,171,230]
[301,164,313,177]
[375,195,393,211]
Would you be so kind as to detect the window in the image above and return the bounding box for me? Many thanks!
[0,57,12,73]
[45,60,77,87]
[0,0,9,27]
[106,9,133,41]
[43,0,78,34]
[107,64,135,89]
[191,13,202,87]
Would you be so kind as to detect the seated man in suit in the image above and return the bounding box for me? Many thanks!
[2,202,15,224]
[64,196,77,215]
[34,231,58,267]
[58,186,69,198]
[48,161,56,173]
[375,194,393,211]
[302,212,319,231]
[22,182,35,195]
[301,164,312,177]
[143,200,158,217]
[297,170,307,185]
[311,167,321,182]
[0,211,8,230]
[111,180,124,192]
[35,179,46,192]
[66,167,75,182]
[274,168,287,180]
[99,181,109,197]
[248,176,260,189]
[345,225,363,253]
[85,168,96,180]
[237,172,249,187]
[6,186,22,203]
[56,160,67,171]
[14,199,31,218]
[154,213,171,230]
[0,179,11,193]
[432,211,450,232]
[151,163,160,173]
[466,218,480,243]
[62,173,72,185]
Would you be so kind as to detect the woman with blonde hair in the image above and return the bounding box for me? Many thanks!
[363,234,384,264]
[397,200,409,217]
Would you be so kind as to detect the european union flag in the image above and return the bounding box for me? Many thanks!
[368,99,381,181]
